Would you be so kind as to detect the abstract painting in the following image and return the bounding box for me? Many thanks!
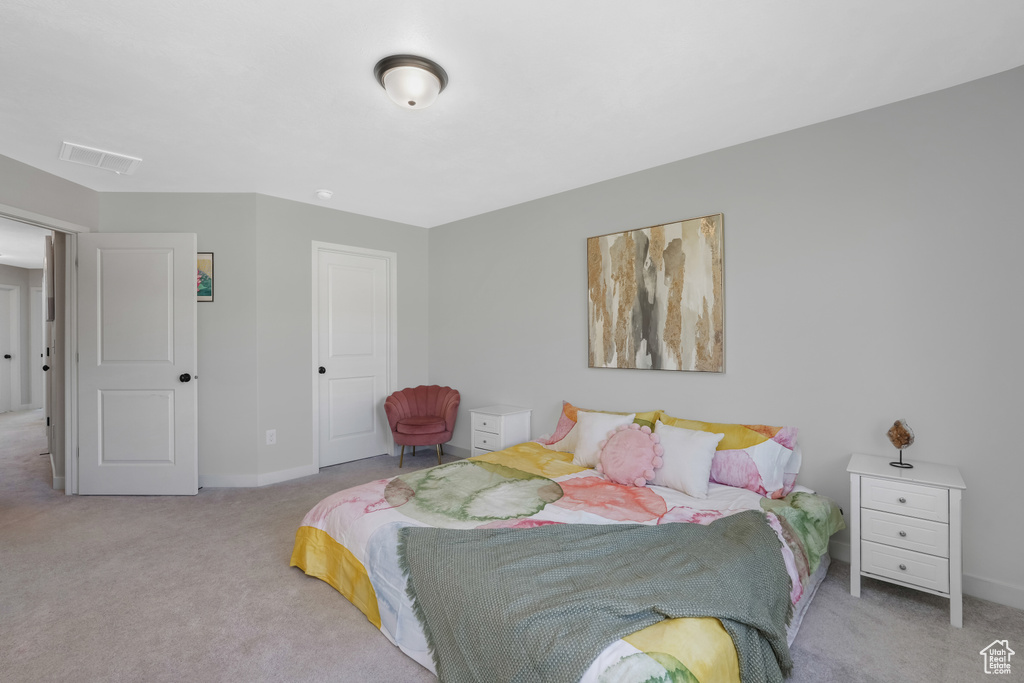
[197,252,214,302]
[588,214,723,372]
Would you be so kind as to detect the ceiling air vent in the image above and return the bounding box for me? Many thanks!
[59,142,142,175]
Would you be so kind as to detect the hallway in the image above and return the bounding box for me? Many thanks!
[0,408,51,498]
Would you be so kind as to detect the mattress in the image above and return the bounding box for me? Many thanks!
[291,441,844,682]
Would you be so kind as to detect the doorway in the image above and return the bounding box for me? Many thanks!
[0,217,62,488]
[0,283,18,413]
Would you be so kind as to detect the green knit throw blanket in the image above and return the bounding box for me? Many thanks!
[399,509,794,683]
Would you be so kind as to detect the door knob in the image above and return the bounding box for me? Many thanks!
[42,365,50,371]
[179,373,192,383]
[318,366,326,374]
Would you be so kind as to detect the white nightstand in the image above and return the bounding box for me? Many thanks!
[848,452,966,627]
[469,405,532,457]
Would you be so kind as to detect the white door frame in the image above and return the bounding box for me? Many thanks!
[311,241,397,471]
[0,283,21,412]
[0,202,84,494]
[29,285,43,409]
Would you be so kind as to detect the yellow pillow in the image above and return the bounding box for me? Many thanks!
[658,414,800,497]
[657,415,776,451]
[544,401,661,453]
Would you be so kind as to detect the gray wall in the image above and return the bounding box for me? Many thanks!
[0,154,98,229]
[0,264,42,406]
[98,194,261,482]
[98,193,430,483]
[253,196,430,478]
[428,66,1024,606]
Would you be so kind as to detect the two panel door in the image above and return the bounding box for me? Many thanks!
[317,248,392,467]
[77,233,198,495]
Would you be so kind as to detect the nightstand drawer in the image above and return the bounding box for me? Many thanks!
[861,508,949,557]
[861,477,949,522]
[473,430,501,450]
[861,541,949,593]
[471,447,493,457]
[472,413,502,435]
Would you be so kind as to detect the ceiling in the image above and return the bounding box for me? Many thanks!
[1,1,1023,229]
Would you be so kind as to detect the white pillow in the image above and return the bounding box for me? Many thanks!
[651,420,725,498]
[572,411,636,468]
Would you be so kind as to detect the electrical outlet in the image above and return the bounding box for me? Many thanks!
[266,429,276,445]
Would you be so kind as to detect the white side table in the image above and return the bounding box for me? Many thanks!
[848,452,966,627]
[469,405,531,457]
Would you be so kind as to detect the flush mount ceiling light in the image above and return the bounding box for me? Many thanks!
[314,189,333,201]
[374,55,448,110]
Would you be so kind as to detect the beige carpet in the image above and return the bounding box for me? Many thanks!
[1,409,1020,682]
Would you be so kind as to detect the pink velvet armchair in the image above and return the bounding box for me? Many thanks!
[384,385,460,467]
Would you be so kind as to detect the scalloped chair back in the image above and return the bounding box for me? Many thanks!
[384,385,460,467]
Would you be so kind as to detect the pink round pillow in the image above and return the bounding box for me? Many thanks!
[594,423,664,487]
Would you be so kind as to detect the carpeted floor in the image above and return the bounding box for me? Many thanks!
[1,409,1020,682]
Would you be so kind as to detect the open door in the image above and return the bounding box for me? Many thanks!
[77,233,198,495]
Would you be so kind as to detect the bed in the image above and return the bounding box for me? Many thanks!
[291,428,844,683]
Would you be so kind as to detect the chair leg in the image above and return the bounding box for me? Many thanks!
[435,444,442,465]
[399,444,405,468]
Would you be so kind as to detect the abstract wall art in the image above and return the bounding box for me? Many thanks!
[587,214,723,372]
[197,252,214,302]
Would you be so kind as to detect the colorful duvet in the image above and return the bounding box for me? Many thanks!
[290,442,844,683]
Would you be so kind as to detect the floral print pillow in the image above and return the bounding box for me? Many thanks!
[658,415,800,498]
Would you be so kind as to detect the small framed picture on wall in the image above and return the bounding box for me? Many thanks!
[197,252,214,302]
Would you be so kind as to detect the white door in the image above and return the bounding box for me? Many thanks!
[0,285,14,413]
[315,245,394,467]
[29,286,43,409]
[77,233,198,495]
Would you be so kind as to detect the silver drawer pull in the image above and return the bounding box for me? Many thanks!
[899,564,907,571]
[898,497,907,503]
[899,531,907,537]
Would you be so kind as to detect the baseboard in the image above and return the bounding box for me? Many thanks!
[445,444,471,459]
[52,475,64,490]
[964,574,1024,611]
[829,539,851,563]
[390,444,471,460]
[829,539,1023,610]
[199,464,319,489]
[198,473,259,488]
[256,464,318,487]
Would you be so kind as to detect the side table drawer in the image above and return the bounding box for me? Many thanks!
[862,477,949,522]
[862,540,949,593]
[861,508,949,557]
[471,447,493,457]
[472,413,502,435]
[473,430,501,451]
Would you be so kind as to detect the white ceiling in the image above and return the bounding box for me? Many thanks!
[1,1,1023,228]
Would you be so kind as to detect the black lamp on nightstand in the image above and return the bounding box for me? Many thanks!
[887,419,914,469]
